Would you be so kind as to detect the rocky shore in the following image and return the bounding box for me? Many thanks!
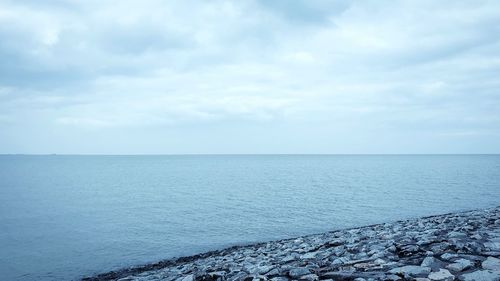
[83,206,500,281]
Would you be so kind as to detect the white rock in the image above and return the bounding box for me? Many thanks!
[428,269,454,281]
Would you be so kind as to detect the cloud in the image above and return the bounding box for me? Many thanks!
[0,0,499,153]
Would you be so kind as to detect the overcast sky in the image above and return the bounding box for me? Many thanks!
[0,0,499,154]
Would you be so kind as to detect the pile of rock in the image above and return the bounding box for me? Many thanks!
[83,206,500,281]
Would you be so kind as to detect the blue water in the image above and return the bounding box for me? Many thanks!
[0,155,499,280]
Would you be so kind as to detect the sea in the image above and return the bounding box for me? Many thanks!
[0,155,499,280]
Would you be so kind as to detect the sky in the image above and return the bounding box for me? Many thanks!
[0,0,499,154]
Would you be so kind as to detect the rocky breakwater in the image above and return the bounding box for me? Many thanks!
[84,206,500,281]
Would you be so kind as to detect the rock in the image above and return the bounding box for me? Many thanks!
[331,257,349,266]
[288,267,311,278]
[422,257,442,269]
[208,271,227,279]
[482,257,500,271]
[385,274,402,281]
[321,271,354,280]
[441,253,459,261]
[269,277,288,281]
[257,265,275,275]
[266,268,280,276]
[301,252,317,260]
[449,231,467,238]
[447,259,474,272]
[299,274,319,281]
[428,269,454,281]
[485,241,500,252]
[178,274,195,281]
[459,270,500,281]
[389,265,431,277]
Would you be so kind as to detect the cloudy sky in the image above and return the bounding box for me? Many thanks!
[0,0,499,154]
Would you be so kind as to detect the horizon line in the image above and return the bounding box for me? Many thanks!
[1,153,499,156]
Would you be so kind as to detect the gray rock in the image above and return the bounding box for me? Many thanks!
[441,253,459,261]
[288,267,311,278]
[422,257,441,269]
[447,259,474,272]
[428,269,454,281]
[257,265,275,275]
[485,241,500,252]
[385,274,402,281]
[389,265,431,277]
[482,257,500,271]
[177,274,195,281]
[459,270,500,281]
[321,271,354,280]
[299,274,319,281]
[270,277,288,281]
[449,231,467,238]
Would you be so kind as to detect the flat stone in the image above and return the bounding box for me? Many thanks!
[447,259,474,272]
[482,257,500,271]
[288,267,311,278]
[459,270,500,281]
[389,265,431,277]
[428,269,454,281]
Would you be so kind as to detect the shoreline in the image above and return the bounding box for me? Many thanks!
[83,206,500,281]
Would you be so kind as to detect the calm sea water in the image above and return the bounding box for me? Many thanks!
[0,155,499,280]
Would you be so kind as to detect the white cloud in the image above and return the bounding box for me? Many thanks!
[0,0,499,153]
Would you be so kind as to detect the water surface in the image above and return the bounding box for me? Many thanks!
[0,155,499,280]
